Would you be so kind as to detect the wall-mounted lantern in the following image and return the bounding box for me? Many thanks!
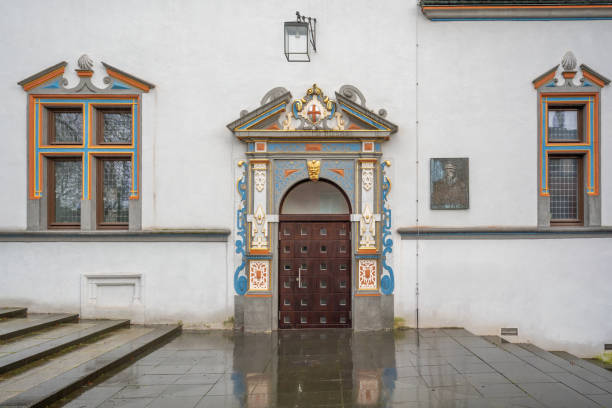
[284,11,317,62]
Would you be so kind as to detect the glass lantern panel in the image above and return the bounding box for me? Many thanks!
[285,23,309,62]
[287,26,307,52]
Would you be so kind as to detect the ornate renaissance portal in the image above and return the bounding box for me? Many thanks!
[227,84,398,331]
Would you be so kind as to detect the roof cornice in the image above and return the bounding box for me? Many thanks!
[420,1,612,20]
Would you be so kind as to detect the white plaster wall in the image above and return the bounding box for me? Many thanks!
[414,16,612,227]
[396,238,612,357]
[0,0,416,230]
[0,242,231,329]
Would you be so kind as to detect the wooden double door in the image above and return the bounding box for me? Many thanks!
[278,216,351,329]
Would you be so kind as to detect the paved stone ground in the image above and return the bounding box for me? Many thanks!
[59,329,612,407]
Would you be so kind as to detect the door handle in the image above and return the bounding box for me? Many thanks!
[297,267,304,288]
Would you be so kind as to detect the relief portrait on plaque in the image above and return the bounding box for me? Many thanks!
[430,158,469,210]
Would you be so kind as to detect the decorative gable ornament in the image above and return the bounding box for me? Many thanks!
[18,54,154,94]
[227,84,397,138]
[288,84,341,130]
[532,50,610,90]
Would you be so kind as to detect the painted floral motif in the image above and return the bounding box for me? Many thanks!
[253,163,266,192]
[251,205,268,250]
[358,259,377,290]
[362,167,374,191]
[249,260,269,291]
[359,205,376,249]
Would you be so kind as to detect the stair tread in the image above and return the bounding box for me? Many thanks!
[0,309,27,319]
[517,343,612,383]
[0,323,97,353]
[0,320,129,375]
[0,327,153,404]
[551,350,612,381]
[0,325,179,407]
[0,314,79,341]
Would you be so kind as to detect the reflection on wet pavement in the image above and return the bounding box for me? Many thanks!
[62,328,612,407]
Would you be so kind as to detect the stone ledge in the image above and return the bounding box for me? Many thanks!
[398,226,612,240]
[0,229,230,242]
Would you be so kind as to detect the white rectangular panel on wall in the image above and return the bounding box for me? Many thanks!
[80,274,144,324]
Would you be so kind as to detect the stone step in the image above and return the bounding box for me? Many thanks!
[551,350,612,381]
[517,343,612,385]
[0,314,79,341]
[481,335,507,346]
[0,324,181,407]
[0,308,27,319]
[481,337,612,394]
[0,320,129,375]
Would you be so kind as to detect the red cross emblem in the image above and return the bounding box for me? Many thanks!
[308,103,321,122]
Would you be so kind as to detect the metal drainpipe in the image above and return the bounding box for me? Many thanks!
[415,1,421,347]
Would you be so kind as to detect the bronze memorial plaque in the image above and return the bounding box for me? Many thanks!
[430,158,469,210]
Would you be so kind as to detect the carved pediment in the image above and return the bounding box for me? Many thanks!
[18,54,154,94]
[227,84,398,139]
[532,51,610,90]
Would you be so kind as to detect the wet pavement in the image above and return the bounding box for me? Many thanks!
[61,328,612,407]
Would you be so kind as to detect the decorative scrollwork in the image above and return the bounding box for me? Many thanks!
[260,87,289,106]
[339,84,366,107]
[380,160,394,295]
[234,161,248,295]
[287,84,339,130]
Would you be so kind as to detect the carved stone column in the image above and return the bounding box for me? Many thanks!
[357,159,380,293]
[247,160,272,295]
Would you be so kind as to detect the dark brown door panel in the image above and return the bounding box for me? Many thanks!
[279,220,351,329]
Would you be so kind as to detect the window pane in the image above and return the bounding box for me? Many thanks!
[103,112,131,143]
[548,110,579,141]
[54,112,83,143]
[103,160,131,223]
[281,181,349,214]
[548,158,579,220]
[54,160,81,223]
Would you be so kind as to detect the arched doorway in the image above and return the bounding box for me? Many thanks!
[278,179,352,328]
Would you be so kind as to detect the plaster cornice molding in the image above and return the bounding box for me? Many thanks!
[420,2,612,20]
